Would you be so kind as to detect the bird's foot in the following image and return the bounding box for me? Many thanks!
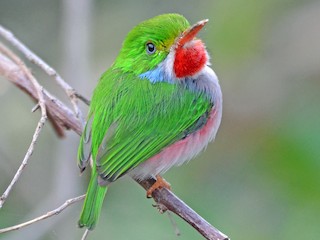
[146,175,171,198]
[152,203,168,213]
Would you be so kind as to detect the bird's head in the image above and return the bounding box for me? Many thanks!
[114,13,209,81]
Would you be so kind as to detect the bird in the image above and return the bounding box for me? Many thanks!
[77,13,222,230]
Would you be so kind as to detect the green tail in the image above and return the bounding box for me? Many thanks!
[78,171,108,230]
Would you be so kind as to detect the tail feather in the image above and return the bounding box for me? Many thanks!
[79,171,108,230]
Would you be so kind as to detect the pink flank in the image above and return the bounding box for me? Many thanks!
[129,101,221,180]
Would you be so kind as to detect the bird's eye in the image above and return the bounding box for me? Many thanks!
[146,42,156,54]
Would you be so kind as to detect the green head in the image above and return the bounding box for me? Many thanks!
[114,13,209,80]
[114,14,189,75]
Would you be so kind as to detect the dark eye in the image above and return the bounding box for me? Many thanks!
[146,42,156,54]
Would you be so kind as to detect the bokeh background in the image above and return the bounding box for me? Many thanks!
[1,0,320,239]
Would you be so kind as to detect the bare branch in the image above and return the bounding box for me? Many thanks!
[0,116,46,208]
[138,179,229,240]
[0,52,82,135]
[0,43,47,117]
[81,229,90,240]
[75,92,90,106]
[0,195,85,234]
[0,25,89,122]
[0,44,47,208]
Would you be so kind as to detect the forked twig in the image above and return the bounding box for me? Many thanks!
[0,25,89,122]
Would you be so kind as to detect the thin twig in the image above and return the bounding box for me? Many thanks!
[0,43,47,209]
[0,195,85,234]
[81,229,90,240]
[0,25,89,123]
[75,92,91,106]
[0,117,46,208]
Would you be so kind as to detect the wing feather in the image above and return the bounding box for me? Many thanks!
[78,69,212,182]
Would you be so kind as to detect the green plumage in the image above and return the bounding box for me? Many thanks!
[78,169,107,229]
[77,13,212,229]
[114,14,189,74]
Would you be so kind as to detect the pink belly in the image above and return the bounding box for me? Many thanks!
[129,105,221,180]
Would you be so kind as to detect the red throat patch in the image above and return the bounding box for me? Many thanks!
[174,40,207,78]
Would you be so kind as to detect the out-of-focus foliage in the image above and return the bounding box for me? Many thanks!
[0,0,319,239]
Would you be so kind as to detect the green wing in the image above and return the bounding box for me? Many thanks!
[78,69,212,182]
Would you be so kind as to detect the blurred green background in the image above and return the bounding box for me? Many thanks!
[1,0,320,239]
